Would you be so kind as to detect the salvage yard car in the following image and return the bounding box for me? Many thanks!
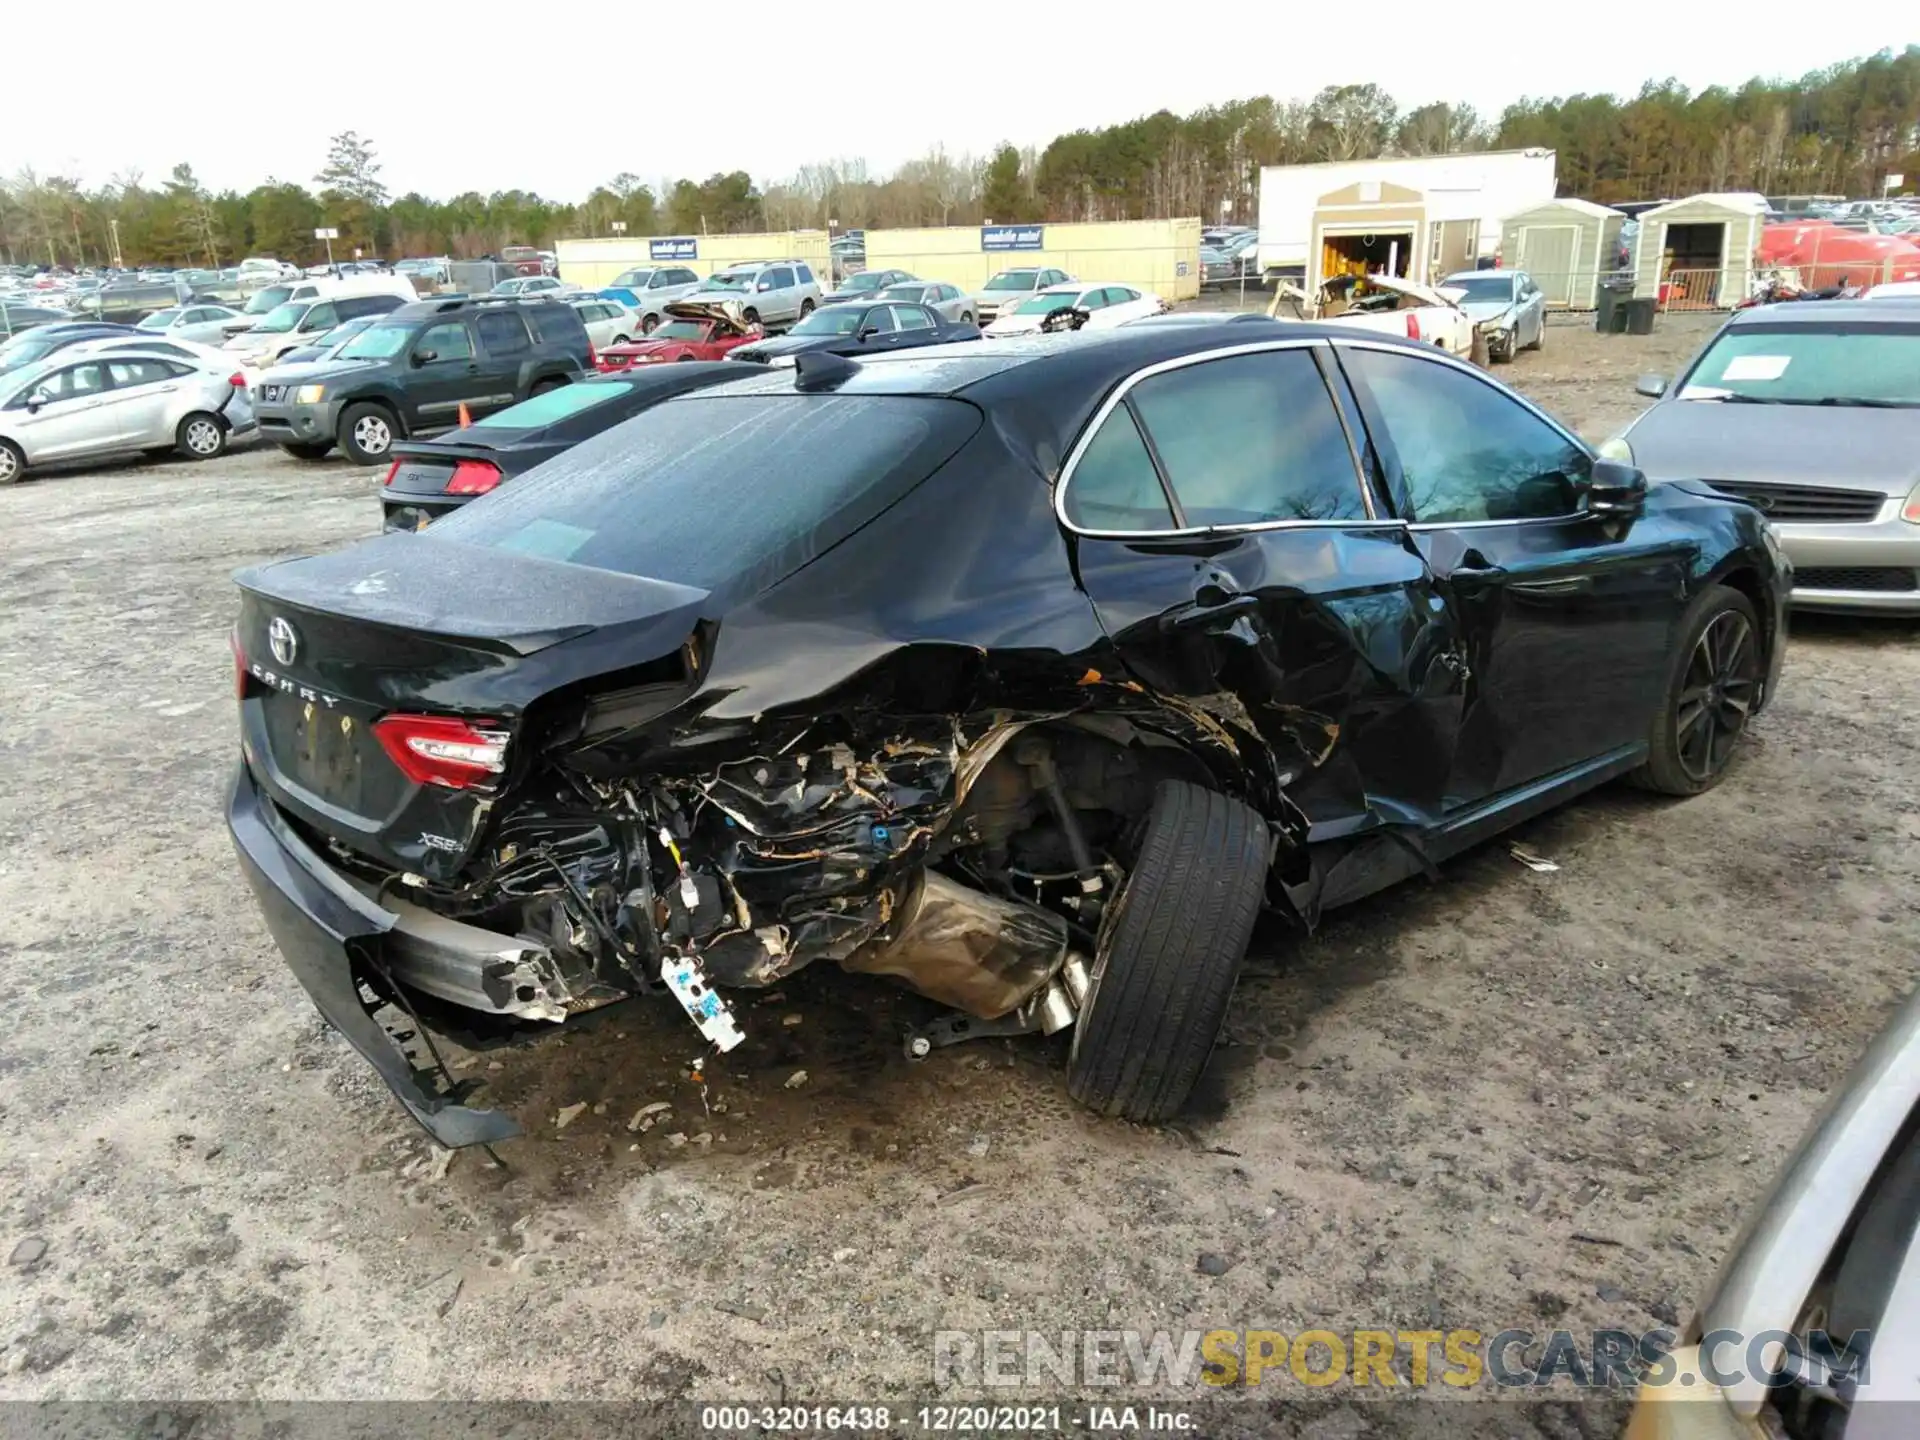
[226,324,1787,1147]
[970,265,1074,325]
[727,299,980,363]
[1440,269,1548,361]
[1604,301,1920,611]
[981,282,1166,335]
[255,296,591,464]
[595,300,763,369]
[1271,273,1478,358]
[0,350,253,483]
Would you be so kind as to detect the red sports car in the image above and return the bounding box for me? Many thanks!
[596,300,761,370]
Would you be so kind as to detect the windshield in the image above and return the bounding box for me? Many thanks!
[474,379,627,429]
[338,323,415,360]
[253,302,307,334]
[1445,275,1518,303]
[611,269,654,288]
[702,273,752,292]
[1013,293,1078,315]
[491,280,525,294]
[789,307,867,336]
[836,273,888,293]
[1680,323,1920,405]
[651,320,711,340]
[876,286,924,302]
[0,336,64,372]
[244,285,292,314]
[428,395,981,594]
[985,271,1040,292]
[138,309,179,330]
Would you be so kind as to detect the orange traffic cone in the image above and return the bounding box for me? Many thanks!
[457,402,472,428]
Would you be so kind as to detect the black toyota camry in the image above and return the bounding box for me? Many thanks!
[228,325,1788,1147]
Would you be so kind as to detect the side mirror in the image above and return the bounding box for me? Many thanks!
[1635,373,1668,398]
[1586,459,1648,519]
[857,325,880,341]
[412,349,437,367]
[757,280,775,292]
[25,390,49,413]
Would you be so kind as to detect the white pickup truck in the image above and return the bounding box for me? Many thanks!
[1269,274,1484,362]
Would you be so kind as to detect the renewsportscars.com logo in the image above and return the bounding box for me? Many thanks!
[933,1326,1871,1391]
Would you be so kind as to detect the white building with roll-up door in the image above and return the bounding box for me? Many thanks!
[1499,198,1625,309]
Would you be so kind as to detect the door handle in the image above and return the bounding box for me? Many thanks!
[1159,593,1260,633]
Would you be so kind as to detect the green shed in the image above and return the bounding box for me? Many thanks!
[1498,197,1624,309]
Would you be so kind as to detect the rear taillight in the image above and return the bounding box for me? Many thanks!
[231,631,248,700]
[380,459,403,487]
[1405,313,1420,339]
[446,460,502,496]
[228,372,247,388]
[587,343,599,369]
[373,714,509,789]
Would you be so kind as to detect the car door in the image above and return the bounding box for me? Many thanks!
[848,304,897,350]
[102,357,188,446]
[6,360,120,459]
[402,319,483,431]
[470,309,535,413]
[1334,340,1693,804]
[886,303,940,349]
[756,266,797,324]
[1061,337,1471,840]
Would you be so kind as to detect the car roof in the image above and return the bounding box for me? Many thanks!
[1730,299,1920,324]
[1040,281,1124,294]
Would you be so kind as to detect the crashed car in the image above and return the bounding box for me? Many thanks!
[227,326,1788,1147]
[1270,273,1479,359]
[595,300,762,370]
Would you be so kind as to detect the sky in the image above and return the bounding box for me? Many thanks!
[6,3,1914,201]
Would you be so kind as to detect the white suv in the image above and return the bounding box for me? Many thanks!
[696,261,823,330]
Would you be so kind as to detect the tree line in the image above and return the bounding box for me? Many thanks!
[4,48,1916,270]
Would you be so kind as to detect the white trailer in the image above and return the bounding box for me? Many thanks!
[1257,149,1557,278]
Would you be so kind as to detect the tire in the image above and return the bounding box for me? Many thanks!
[280,441,334,461]
[1066,780,1270,1123]
[0,438,23,485]
[338,402,399,466]
[798,299,815,318]
[1527,313,1546,351]
[176,412,228,460]
[641,313,659,335]
[743,307,761,326]
[530,376,567,396]
[675,355,697,362]
[1630,584,1763,797]
[960,311,974,325]
[611,334,630,346]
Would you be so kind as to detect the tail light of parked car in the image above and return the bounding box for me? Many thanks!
[1405,313,1421,340]
[228,372,247,389]
[445,460,502,496]
[231,630,248,700]
[587,343,599,370]
[373,714,509,789]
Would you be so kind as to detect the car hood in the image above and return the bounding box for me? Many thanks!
[663,298,755,335]
[259,357,383,386]
[1456,299,1517,323]
[1627,399,1920,496]
[734,333,852,358]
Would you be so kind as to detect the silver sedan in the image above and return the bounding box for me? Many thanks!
[0,349,256,484]
[134,304,250,346]
[874,281,977,325]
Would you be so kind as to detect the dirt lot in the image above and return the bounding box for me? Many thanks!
[3,312,1917,1424]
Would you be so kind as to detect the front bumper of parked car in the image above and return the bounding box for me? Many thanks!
[1771,508,1920,612]
[253,385,341,446]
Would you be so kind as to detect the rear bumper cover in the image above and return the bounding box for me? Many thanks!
[226,761,523,1147]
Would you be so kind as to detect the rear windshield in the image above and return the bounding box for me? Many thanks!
[474,379,627,429]
[426,395,981,593]
[985,271,1040,291]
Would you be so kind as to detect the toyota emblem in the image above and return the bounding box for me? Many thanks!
[268,616,299,667]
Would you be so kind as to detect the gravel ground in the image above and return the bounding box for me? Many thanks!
[3,313,1917,1424]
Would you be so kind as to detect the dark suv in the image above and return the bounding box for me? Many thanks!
[253,297,591,464]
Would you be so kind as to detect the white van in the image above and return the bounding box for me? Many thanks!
[221,291,412,365]
[226,274,418,332]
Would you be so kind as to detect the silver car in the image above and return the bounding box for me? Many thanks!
[696,261,823,330]
[134,304,249,346]
[970,266,1075,325]
[568,297,640,349]
[874,281,976,324]
[0,349,255,484]
[1604,301,1920,613]
[597,265,704,332]
[1439,269,1547,361]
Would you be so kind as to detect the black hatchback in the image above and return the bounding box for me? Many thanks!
[379,363,740,530]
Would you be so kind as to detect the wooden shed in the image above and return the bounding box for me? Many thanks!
[1499,197,1624,309]
[1631,192,1767,308]
[1306,180,1431,293]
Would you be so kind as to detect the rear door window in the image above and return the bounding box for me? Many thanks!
[1060,405,1175,532]
[428,395,982,595]
[477,310,533,356]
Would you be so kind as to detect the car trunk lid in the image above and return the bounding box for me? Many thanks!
[234,533,706,876]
